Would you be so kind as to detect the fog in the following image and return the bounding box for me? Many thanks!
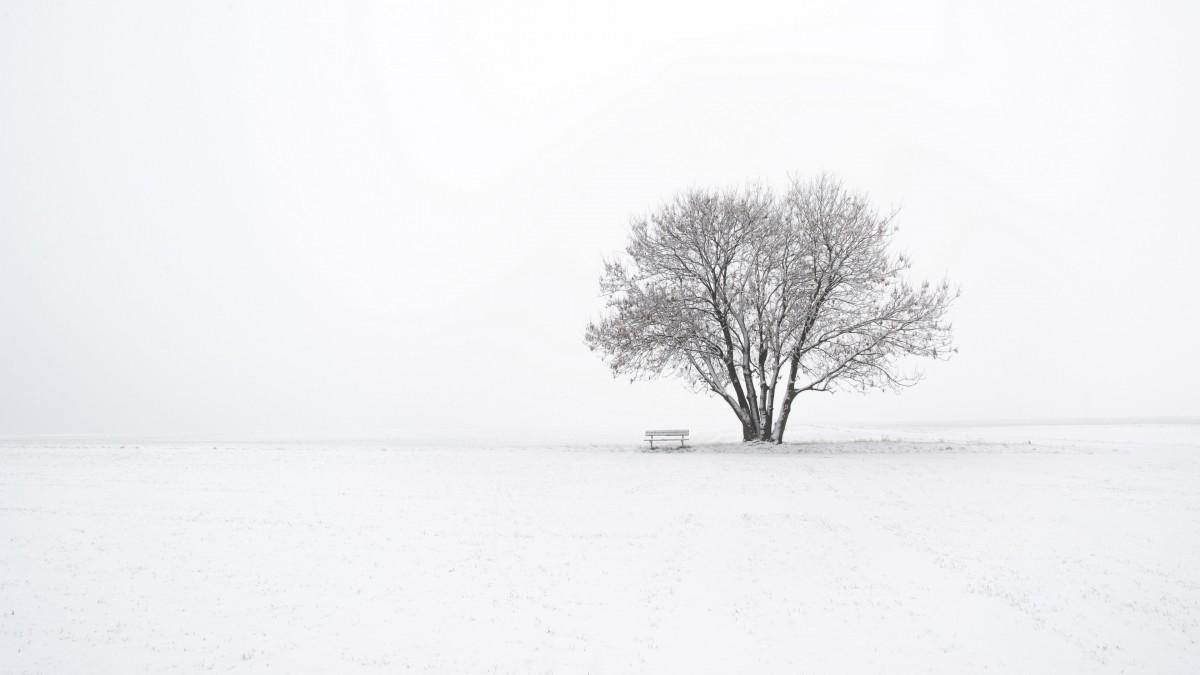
[3,0,1197,440]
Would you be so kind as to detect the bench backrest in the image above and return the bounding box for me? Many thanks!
[645,429,689,436]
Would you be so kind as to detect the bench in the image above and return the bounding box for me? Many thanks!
[644,429,689,449]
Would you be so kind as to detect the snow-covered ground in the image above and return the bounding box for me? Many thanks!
[2,423,1199,673]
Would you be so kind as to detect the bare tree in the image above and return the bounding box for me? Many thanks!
[585,175,956,443]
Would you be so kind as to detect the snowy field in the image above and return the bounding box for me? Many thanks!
[2,423,1199,673]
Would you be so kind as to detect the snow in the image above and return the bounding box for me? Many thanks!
[2,423,1199,673]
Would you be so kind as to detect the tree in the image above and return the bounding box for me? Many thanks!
[585,175,956,443]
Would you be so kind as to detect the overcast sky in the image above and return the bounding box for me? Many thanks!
[2,0,1198,440]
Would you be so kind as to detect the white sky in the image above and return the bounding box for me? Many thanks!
[2,0,1198,440]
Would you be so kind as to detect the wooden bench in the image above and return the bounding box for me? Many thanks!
[644,429,689,449]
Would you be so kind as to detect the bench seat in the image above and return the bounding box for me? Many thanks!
[644,429,689,449]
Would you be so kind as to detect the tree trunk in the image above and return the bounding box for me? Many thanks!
[772,351,802,443]
[761,373,777,440]
[756,347,772,439]
[772,390,797,443]
[743,371,760,434]
[717,389,755,441]
[746,416,774,442]
[742,420,757,442]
